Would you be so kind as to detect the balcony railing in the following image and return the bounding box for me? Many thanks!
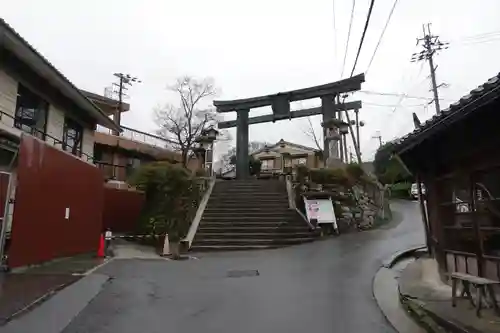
[96,124,175,150]
[0,109,95,163]
[95,161,133,181]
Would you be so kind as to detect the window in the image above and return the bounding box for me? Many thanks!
[261,159,274,170]
[291,157,307,166]
[14,84,48,140]
[63,118,83,156]
[128,158,141,169]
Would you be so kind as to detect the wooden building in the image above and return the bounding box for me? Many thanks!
[393,73,500,281]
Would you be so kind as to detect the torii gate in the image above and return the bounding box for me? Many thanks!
[214,74,365,179]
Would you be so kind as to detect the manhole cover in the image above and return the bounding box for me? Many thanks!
[226,269,260,278]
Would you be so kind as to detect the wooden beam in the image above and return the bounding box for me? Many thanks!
[217,101,362,129]
[214,73,365,112]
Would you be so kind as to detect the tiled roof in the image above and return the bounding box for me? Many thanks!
[251,139,320,156]
[393,72,500,155]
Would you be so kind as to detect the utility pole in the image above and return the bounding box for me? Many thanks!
[411,24,449,115]
[111,73,141,136]
[372,131,382,148]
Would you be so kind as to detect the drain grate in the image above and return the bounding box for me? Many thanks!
[226,269,260,278]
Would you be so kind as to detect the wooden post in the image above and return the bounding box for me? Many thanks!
[469,173,484,277]
[417,175,432,256]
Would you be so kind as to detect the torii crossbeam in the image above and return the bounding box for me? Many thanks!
[214,73,365,179]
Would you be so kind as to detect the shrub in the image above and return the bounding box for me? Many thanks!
[194,168,207,177]
[249,157,262,176]
[390,182,412,199]
[129,162,199,242]
[310,168,351,186]
[345,163,365,181]
[295,164,309,183]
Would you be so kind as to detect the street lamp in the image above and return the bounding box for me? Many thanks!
[278,139,287,174]
[195,127,218,176]
[321,118,348,167]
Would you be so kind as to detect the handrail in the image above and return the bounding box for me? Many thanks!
[285,178,316,230]
[0,109,95,163]
[182,177,216,248]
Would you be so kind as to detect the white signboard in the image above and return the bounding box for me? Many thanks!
[303,197,337,229]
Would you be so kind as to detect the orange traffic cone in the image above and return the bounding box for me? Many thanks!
[97,234,105,258]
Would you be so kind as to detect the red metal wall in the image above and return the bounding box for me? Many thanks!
[0,172,10,218]
[8,136,104,268]
[102,187,144,233]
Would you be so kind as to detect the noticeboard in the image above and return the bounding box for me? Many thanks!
[303,197,337,229]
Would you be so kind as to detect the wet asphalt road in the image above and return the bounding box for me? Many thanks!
[62,200,424,333]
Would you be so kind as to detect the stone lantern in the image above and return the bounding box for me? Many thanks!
[195,127,218,176]
[321,118,349,167]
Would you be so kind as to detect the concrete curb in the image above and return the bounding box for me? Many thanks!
[373,266,424,333]
[1,279,78,326]
[1,273,110,333]
[382,245,427,268]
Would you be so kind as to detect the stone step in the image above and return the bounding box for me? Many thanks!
[192,237,317,246]
[205,203,289,210]
[203,211,296,218]
[198,225,313,233]
[202,215,296,222]
[199,221,290,227]
[209,193,288,199]
[203,207,292,213]
[190,244,278,252]
[213,187,286,192]
[208,197,288,202]
[195,232,316,239]
[211,192,287,197]
[216,180,283,184]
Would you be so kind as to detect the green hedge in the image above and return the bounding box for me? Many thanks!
[128,161,200,242]
[390,182,412,199]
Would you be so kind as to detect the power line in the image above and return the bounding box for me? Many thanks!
[365,0,399,75]
[340,0,356,78]
[358,90,453,101]
[456,38,500,47]
[456,30,500,42]
[392,61,425,113]
[332,0,338,77]
[349,0,376,77]
[364,101,427,108]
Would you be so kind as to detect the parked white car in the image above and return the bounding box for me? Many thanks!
[410,183,425,200]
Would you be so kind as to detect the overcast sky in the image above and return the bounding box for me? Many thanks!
[3,0,500,161]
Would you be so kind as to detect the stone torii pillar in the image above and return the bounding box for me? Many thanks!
[236,109,249,179]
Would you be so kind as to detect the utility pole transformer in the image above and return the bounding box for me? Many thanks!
[112,73,141,135]
[411,24,449,115]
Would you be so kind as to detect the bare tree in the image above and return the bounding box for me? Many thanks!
[302,117,323,151]
[219,141,269,174]
[155,76,219,167]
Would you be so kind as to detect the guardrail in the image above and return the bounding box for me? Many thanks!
[95,161,134,181]
[96,124,175,150]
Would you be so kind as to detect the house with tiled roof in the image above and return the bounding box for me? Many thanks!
[222,139,323,177]
[392,72,500,283]
[0,18,121,268]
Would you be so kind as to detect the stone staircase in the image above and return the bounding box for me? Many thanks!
[191,179,320,251]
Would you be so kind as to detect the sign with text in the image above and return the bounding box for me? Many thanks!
[303,197,337,229]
